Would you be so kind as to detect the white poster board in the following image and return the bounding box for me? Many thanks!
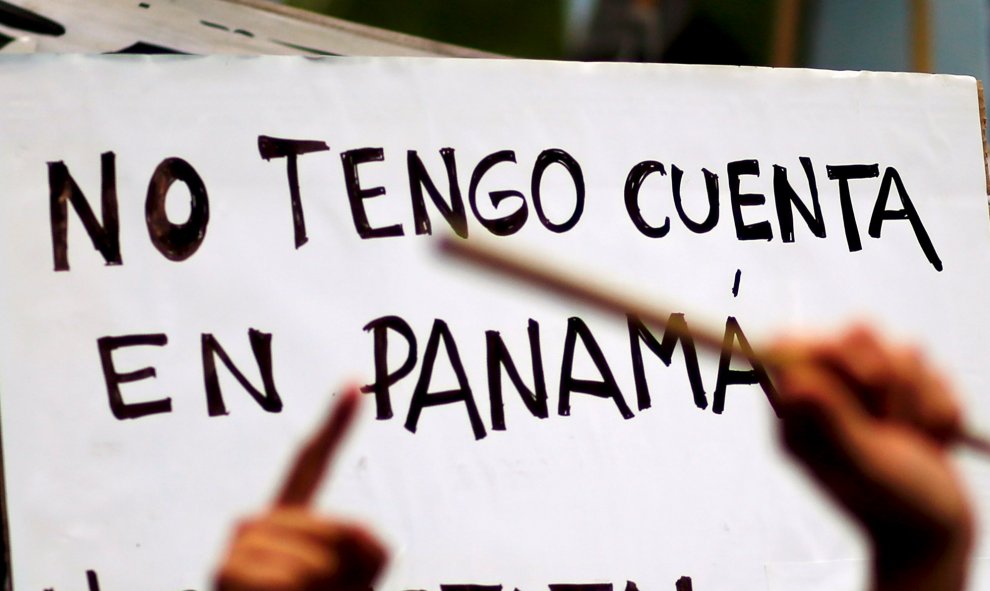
[1,55,989,591]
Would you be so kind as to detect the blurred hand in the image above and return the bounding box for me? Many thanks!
[215,387,387,591]
[769,325,973,591]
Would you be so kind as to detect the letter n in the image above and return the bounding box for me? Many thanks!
[202,329,282,416]
[487,319,549,430]
[48,152,122,271]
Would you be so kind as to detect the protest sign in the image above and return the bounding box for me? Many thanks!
[0,55,988,591]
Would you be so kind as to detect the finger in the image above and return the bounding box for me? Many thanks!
[275,384,362,507]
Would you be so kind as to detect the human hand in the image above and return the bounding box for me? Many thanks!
[215,386,387,591]
[769,326,974,591]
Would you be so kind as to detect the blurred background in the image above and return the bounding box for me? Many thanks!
[284,0,990,82]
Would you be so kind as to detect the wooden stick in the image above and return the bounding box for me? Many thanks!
[437,235,990,456]
[910,0,933,73]
[771,0,802,68]
[439,235,780,364]
[978,81,989,196]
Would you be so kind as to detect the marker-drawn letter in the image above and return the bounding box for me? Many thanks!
[146,157,209,261]
[487,319,549,430]
[531,148,585,233]
[97,333,170,420]
[469,150,528,236]
[728,159,772,241]
[409,148,468,238]
[712,317,780,416]
[406,319,487,439]
[257,135,331,248]
[624,160,670,238]
[869,167,942,271]
[202,329,282,416]
[86,570,101,591]
[441,586,503,591]
[774,157,825,242]
[361,315,418,420]
[549,584,613,591]
[628,314,707,411]
[48,152,121,271]
[672,165,720,233]
[559,317,634,419]
[342,148,404,239]
[826,163,880,253]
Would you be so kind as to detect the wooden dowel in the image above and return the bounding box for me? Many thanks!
[437,235,990,456]
[439,235,782,365]
[771,0,802,68]
[911,0,933,73]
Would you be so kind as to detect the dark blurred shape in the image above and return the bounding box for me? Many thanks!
[695,0,774,64]
[579,0,665,61]
[108,41,188,54]
[578,0,776,65]
[287,0,790,66]
[287,0,564,58]
[0,0,65,36]
[270,39,340,55]
[663,11,755,65]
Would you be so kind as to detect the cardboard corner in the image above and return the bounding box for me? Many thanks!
[979,80,989,196]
